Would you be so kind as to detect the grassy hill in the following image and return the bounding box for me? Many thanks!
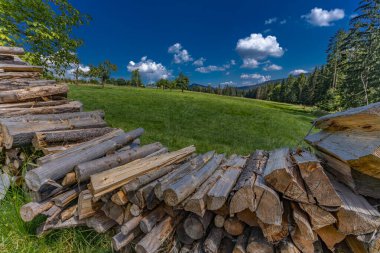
[0,85,318,253]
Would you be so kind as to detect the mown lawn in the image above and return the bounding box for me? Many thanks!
[0,84,318,253]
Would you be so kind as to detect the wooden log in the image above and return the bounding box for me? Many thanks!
[0,71,40,80]
[90,146,196,198]
[60,204,77,222]
[0,64,43,72]
[139,205,166,233]
[0,46,25,55]
[257,214,289,244]
[206,156,246,210]
[1,110,107,149]
[214,214,226,228]
[164,153,224,206]
[86,212,117,233]
[315,225,346,251]
[130,204,142,217]
[168,237,182,253]
[26,129,143,192]
[61,172,77,187]
[154,152,215,200]
[224,217,245,236]
[204,227,224,253]
[292,151,342,208]
[246,227,274,253]
[305,130,380,195]
[121,213,145,235]
[36,216,86,236]
[233,228,250,253]
[127,178,160,210]
[277,240,301,253]
[263,148,311,203]
[101,201,125,225]
[176,222,195,245]
[236,209,259,227]
[20,201,54,222]
[0,85,67,103]
[183,167,224,216]
[77,190,102,220]
[0,101,83,118]
[52,184,86,207]
[346,236,369,253]
[184,211,213,240]
[313,102,380,131]
[219,237,234,253]
[299,203,336,230]
[112,228,142,251]
[111,190,129,206]
[33,127,113,149]
[135,215,182,253]
[76,142,162,183]
[331,177,380,235]
[179,244,192,253]
[369,232,380,253]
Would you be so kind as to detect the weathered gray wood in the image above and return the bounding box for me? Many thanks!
[0,85,67,104]
[219,237,234,253]
[176,222,194,245]
[233,228,250,253]
[184,211,213,240]
[86,212,117,233]
[224,217,245,236]
[139,205,166,233]
[121,213,145,235]
[0,64,43,72]
[0,173,10,200]
[299,203,336,230]
[204,227,224,253]
[75,142,160,182]
[101,201,126,225]
[206,156,245,210]
[52,184,86,207]
[263,148,311,203]
[164,153,223,206]
[0,71,40,80]
[112,228,142,251]
[0,46,25,55]
[25,129,143,192]
[20,201,54,222]
[247,227,274,253]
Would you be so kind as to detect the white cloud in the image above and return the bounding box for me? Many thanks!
[220,81,236,86]
[230,60,236,65]
[289,69,308,75]
[236,33,284,69]
[263,64,282,71]
[280,19,287,25]
[127,56,171,83]
[193,57,206,66]
[168,43,193,64]
[195,65,227,73]
[265,17,278,25]
[302,8,345,27]
[240,73,271,84]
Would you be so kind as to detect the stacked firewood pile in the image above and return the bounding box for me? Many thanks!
[1,46,380,252]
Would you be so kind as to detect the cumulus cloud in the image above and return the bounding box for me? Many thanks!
[195,65,227,73]
[168,43,193,64]
[220,81,236,86]
[302,8,345,27]
[263,64,282,71]
[127,56,171,83]
[240,73,271,84]
[193,57,206,66]
[265,17,278,25]
[289,69,308,75]
[236,33,284,69]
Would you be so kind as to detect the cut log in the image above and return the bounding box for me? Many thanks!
[184,211,213,240]
[224,217,245,236]
[86,212,117,233]
[60,205,77,222]
[331,177,380,235]
[36,216,86,236]
[214,214,226,228]
[369,232,380,253]
[121,213,145,235]
[345,236,369,253]
[76,142,162,182]
[277,240,301,253]
[246,227,274,253]
[33,127,113,149]
[139,205,166,233]
[127,178,160,210]
[26,129,143,192]
[263,148,311,203]
[20,201,54,222]
[101,201,125,225]
[163,153,224,206]
[0,46,25,55]
[315,225,346,251]
[112,228,142,251]
[292,151,342,208]
[90,146,196,198]
[233,228,250,253]
[52,185,86,207]
[155,152,216,201]
[135,215,182,253]
[0,85,67,104]
[177,222,195,245]
[0,71,40,80]
[219,237,234,253]
[111,190,129,206]
[206,156,245,210]
[1,110,107,149]
[298,203,336,230]
[236,209,259,227]
[179,244,192,253]
[204,227,224,253]
[0,64,43,72]
[258,214,289,243]
[77,190,102,220]
[130,204,142,217]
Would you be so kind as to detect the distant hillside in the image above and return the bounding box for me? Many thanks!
[190,78,285,91]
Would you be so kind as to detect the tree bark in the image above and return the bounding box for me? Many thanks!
[183,211,213,240]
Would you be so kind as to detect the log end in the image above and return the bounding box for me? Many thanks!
[163,189,180,207]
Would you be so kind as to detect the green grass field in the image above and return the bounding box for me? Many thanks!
[0,85,318,253]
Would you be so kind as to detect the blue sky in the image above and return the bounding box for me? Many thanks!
[71,0,358,86]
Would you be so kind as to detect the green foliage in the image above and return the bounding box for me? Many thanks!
[175,72,190,92]
[156,78,170,89]
[88,60,117,87]
[0,0,90,76]
[130,70,143,87]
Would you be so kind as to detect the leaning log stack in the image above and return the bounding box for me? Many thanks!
[1,46,380,252]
